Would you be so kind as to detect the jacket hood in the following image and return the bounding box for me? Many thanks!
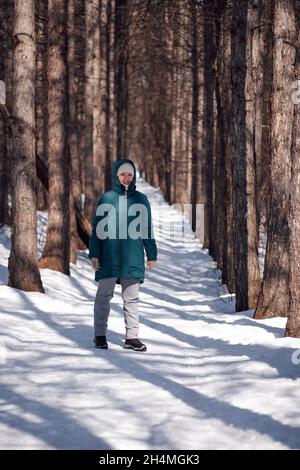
[112,158,137,196]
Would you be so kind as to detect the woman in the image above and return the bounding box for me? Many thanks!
[89,158,157,351]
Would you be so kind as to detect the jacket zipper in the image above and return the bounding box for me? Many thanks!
[122,187,128,276]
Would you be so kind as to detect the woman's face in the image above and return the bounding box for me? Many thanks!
[118,172,134,186]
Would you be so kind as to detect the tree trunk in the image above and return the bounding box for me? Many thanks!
[257,0,273,229]
[285,2,300,336]
[39,0,70,275]
[0,109,9,225]
[170,1,180,207]
[35,0,48,211]
[189,0,199,233]
[0,0,13,226]
[214,1,227,272]
[231,0,261,311]
[69,172,78,265]
[115,0,128,159]
[254,0,295,318]
[93,0,102,198]
[203,0,216,254]
[218,0,235,292]
[83,0,95,221]
[67,0,80,263]
[0,116,8,225]
[74,0,85,214]
[104,0,114,191]
[0,0,6,225]
[8,0,44,292]
[36,152,91,248]
[99,0,108,194]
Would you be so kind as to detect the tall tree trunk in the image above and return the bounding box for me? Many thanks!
[285,2,300,336]
[115,0,128,158]
[39,0,70,275]
[69,172,78,264]
[8,0,44,292]
[74,0,85,216]
[104,0,114,191]
[203,0,216,254]
[170,1,180,206]
[214,1,227,271]
[218,0,235,292]
[231,0,261,311]
[0,96,9,225]
[93,0,102,198]
[35,0,48,211]
[83,0,95,221]
[163,2,173,205]
[254,0,295,318]
[0,0,13,226]
[67,0,81,263]
[0,112,8,225]
[0,0,6,225]
[99,0,108,194]
[256,0,273,228]
[190,0,199,233]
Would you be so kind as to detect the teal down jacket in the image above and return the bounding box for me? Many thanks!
[89,158,157,283]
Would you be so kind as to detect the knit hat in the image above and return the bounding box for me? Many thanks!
[117,162,134,176]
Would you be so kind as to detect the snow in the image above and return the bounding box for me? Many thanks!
[0,177,300,450]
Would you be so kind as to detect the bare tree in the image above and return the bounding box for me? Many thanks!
[285,1,300,337]
[215,0,235,292]
[0,0,13,226]
[214,1,228,273]
[67,0,80,263]
[104,0,115,190]
[98,0,109,193]
[93,0,102,198]
[35,0,48,211]
[231,0,261,311]
[115,0,128,158]
[203,0,216,255]
[189,0,200,232]
[83,0,95,221]
[8,0,44,292]
[39,0,70,274]
[254,0,295,319]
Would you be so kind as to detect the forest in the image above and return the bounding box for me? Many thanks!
[0,0,299,337]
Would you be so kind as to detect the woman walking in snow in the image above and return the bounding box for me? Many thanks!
[89,159,157,351]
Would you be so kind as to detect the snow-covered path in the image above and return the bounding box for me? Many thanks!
[0,178,300,450]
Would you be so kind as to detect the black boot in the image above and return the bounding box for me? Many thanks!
[94,336,108,349]
[124,338,147,352]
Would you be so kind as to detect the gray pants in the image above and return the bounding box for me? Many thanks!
[94,277,140,339]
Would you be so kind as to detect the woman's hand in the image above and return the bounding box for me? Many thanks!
[90,258,100,270]
[147,261,156,269]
